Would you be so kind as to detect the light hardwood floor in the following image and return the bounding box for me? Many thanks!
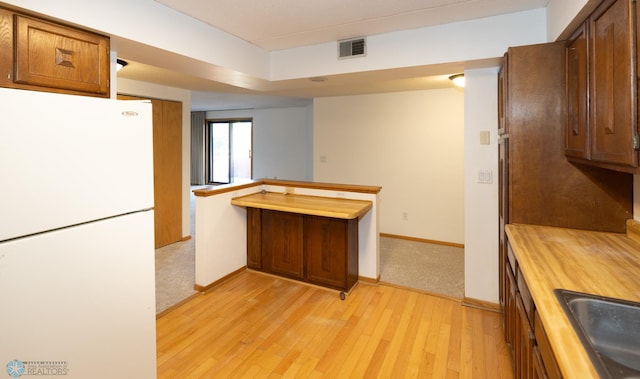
[157,270,513,378]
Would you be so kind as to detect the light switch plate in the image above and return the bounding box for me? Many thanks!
[477,169,493,184]
[480,130,490,145]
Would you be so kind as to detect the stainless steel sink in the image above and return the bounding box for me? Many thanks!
[555,289,640,379]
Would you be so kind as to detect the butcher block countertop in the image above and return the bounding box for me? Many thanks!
[506,222,640,378]
[231,192,373,220]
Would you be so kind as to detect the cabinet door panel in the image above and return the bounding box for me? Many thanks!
[14,15,109,95]
[498,54,508,135]
[590,0,637,166]
[532,346,549,379]
[246,208,262,269]
[516,295,535,379]
[535,312,563,379]
[505,263,517,354]
[304,216,348,290]
[262,210,303,279]
[566,23,589,159]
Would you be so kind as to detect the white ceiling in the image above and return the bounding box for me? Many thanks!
[118,0,549,110]
[154,0,548,51]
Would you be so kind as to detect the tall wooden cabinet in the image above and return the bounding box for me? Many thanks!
[498,41,633,378]
[119,95,183,248]
[499,42,631,235]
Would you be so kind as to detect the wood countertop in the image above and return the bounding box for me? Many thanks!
[231,192,373,220]
[505,223,640,378]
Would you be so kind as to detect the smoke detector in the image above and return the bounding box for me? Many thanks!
[338,37,366,59]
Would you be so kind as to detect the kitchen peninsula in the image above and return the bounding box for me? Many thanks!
[192,179,381,293]
[231,192,373,295]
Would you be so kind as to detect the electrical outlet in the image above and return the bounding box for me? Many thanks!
[402,212,408,220]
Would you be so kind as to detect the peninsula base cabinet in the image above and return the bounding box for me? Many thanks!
[246,208,359,292]
[504,241,562,379]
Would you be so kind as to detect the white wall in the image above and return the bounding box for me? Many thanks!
[313,89,465,244]
[206,106,314,181]
[463,68,500,303]
[546,0,589,41]
[117,78,192,239]
[271,9,546,80]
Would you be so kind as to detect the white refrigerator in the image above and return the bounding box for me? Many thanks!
[0,88,157,378]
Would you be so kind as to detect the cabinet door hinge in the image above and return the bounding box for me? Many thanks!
[634,134,640,150]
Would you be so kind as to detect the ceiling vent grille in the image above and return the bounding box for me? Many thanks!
[338,37,366,59]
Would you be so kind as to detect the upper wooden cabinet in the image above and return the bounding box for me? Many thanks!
[0,7,110,97]
[565,0,638,172]
[565,23,589,160]
[497,53,508,135]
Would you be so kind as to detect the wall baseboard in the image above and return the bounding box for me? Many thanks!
[194,266,246,292]
[380,233,464,249]
[462,297,501,313]
[156,293,200,319]
[358,275,379,284]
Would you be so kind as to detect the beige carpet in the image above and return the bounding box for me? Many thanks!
[154,187,199,314]
[379,237,464,299]
[155,238,197,314]
[154,190,464,313]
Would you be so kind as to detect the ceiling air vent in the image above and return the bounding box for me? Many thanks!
[338,37,366,59]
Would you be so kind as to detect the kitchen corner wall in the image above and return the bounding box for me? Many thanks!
[463,68,500,304]
[313,89,465,245]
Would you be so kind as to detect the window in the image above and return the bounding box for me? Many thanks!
[207,119,252,184]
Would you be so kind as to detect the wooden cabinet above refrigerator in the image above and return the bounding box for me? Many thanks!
[0,6,110,97]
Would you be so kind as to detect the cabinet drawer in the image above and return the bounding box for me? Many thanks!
[14,15,109,95]
[535,312,563,379]
[507,243,518,280]
[517,266,535,326]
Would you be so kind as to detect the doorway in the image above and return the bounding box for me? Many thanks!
[207,119,252,184]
